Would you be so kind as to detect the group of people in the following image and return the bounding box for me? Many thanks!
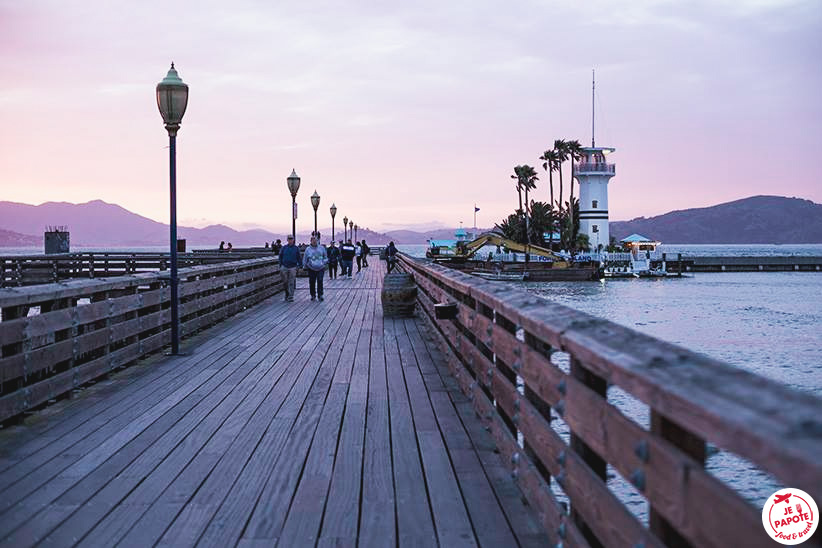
[278,237,398,303]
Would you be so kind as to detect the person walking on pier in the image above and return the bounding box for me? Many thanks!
[304,236,329,301]
[340,239,356,278]
[355,241,362,272]
[385,241,398,273]
[271,239,282,254]
[278,235,301,302]
[327,241,340,279]
[361,240,370,267]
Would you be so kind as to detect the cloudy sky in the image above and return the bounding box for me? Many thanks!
[1,0,820,233]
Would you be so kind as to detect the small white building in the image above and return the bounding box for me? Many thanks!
[574,146,616,251]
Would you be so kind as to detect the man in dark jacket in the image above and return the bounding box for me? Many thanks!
[278,235,301,301]
[385,241,399,273]
[327,241,341,279]
[361,240,370,267]
[340,240,356,279]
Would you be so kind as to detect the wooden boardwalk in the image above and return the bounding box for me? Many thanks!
[0,259,548,547]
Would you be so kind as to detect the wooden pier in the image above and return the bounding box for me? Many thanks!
[0,261,546,547]
[1,254,820,547]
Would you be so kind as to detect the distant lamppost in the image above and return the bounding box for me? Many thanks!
[343,216,348,241]
[156,62,189,355]
[287,169,301,241]
[354,224,358,242]
[310,190,320,239]
[330,203,337,242]
[349,220,353,241]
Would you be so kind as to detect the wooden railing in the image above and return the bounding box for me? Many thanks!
[0,252,273,287]
[0,257,281,423]
[399,254,822,548]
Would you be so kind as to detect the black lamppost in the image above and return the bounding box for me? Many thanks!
[310,190,320,239]
[287,169,301,241]
[343,216,348,241]
[156,63,189,355]
[354,224,358,242]
[330,203,337,242]
[349,220,353,241]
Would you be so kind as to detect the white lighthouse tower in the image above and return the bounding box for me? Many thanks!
[574,70,615,252]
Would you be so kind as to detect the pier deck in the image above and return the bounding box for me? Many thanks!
[0,260,547,547]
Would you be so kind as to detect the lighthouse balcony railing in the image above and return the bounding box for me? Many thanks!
[576,162,615,174]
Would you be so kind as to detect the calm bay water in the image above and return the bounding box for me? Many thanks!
[524,272,822,517]
[525,272,822,396]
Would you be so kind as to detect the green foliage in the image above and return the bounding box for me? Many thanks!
[496,212,526,243]
[496,200,559,246]
[557,198,580,250]
[576,232,591,251]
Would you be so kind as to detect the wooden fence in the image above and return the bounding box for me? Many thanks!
[0,257,281,423]
[399,254,822,548]
[0,251,275,287]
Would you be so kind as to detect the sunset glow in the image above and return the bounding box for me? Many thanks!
[1,0,820,233]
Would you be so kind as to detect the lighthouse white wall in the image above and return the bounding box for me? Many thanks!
[576,175,613,251]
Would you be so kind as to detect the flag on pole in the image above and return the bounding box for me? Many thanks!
[474,206,480,212]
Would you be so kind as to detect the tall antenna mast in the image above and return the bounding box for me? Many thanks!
[592,68,596,148]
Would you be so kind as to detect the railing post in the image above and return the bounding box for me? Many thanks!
[650,411,705,547]
[523,335,553,484]
[569,357,607,548]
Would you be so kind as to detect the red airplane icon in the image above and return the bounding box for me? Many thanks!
[774,493,792,504]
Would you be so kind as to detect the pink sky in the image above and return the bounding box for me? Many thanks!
[1,0,820,233]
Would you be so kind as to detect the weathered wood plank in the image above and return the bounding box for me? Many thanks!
[381,318,437,547]
[358,290,397,548]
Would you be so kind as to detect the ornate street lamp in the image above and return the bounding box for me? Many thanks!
[343,216,348,241]
[287,169,301,241]
[310,190,320,239]
[349,220,353,241]
[354,224,358,242]
[156,62,189,355]
[330,203,337,242]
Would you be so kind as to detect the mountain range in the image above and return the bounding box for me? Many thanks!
[609,196,822,244]
[0,196,820,247]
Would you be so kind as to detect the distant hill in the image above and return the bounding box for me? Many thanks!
[0,200,283,246]
[610,196,822,244]
[2,196,820,247]
[0,228,40,247]
[0,200,398,247]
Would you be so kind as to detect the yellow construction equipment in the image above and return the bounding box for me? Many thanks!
[454,232,569,267]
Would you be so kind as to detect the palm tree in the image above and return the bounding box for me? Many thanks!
[539,149,559,207]
[511,165,539,244]
[496,212,526,243]
[565,139,583,248]
[553,139,569,216]
[526,200,556,245]
[510,168,523,213]
[539,148,560,248]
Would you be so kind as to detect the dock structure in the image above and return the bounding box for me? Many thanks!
[0,255,820,547]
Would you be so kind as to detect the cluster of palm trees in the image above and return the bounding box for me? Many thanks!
[498,139,587,251]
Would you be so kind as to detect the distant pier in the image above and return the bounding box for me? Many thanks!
[661,255,822,272]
